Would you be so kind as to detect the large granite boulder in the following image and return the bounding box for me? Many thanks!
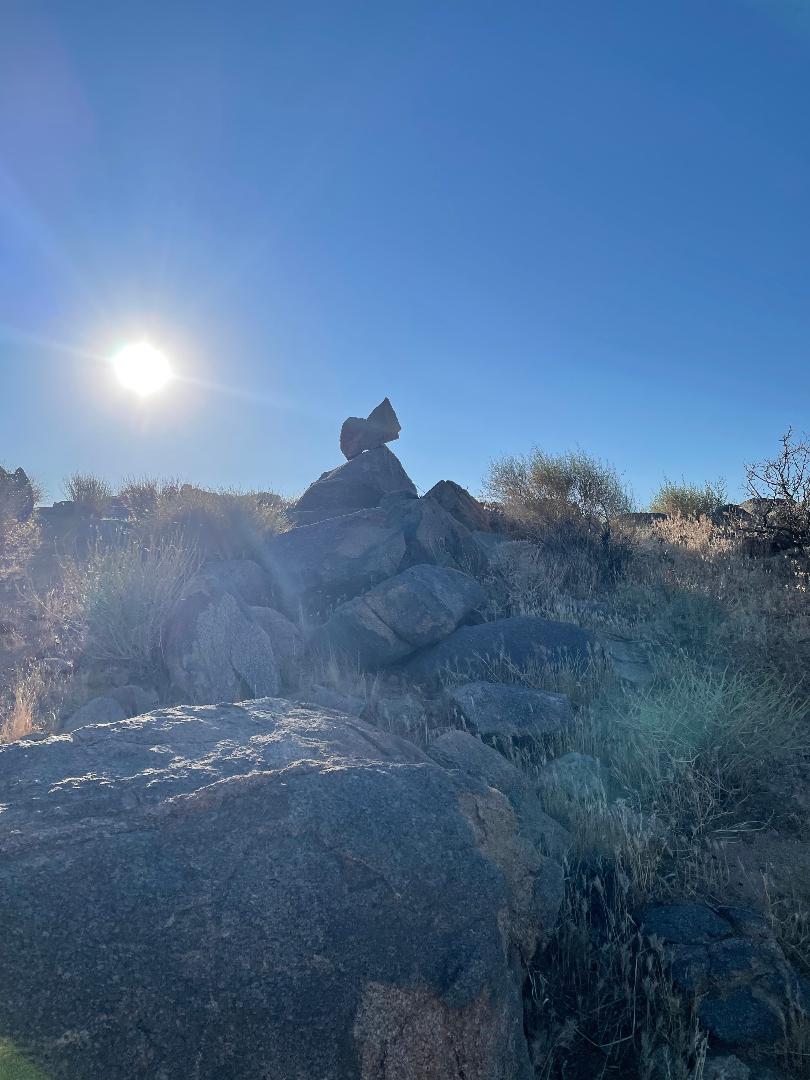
[0,699,563,1079]
[294,445,417,523]
[313,564,486,669]
[404,616,595,686]
[164,582,279,703]
[340,397,402,460]
[447,681,572,741]
[266,496,486,618]
[267,506,408,618]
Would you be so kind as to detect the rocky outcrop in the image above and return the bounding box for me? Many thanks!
[403,616,595,685]
[197,557,274,605]
[62,694,126,732]
[447,681,572,741]
[340,397,402,460]
[267,495,486,618]
[313,565,485,668]
[164,581,279,703]
[294,445,417,523]
[0,699,563,1079]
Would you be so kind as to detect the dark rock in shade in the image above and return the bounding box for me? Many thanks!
[0,466,35,522]
[197,558,274,605]
[424,481,493,533]
[537,752,618,805]
[295,445,416,523]
[62,695,127,732]
[403,616,595,686]
[447,681,572,740]
[0,699,561,1080]
[340,397,401,460]
[164,582,279,703]
[267,506,408,618]
[641,901,803,1049]
[312,565,485,669]
[266,496,486,618]
[247,605,303,686]
[709,504,752,527]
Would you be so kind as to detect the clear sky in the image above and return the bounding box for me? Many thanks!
[2,1,809,505]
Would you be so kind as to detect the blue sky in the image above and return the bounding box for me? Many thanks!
[1,1,809,505]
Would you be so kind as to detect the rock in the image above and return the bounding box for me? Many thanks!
[294,445,417,523]
[703,1055,751,1080]
[424,481,493,532]
[108,684,160,718]
[248,605,303,686]
[447,681,572,741]
[0,699,561,1079]
[267,506,408,618]
[313,565,486,669]
[640,902,802,1048]
[267,496,486,618]
[709,504,752,528]
[198,558,274,605]
[0,466,34,522]
[165,583,279,704]
[598,633,654,685]
[403,616,596,686]
[298,684,366,716]
[340,397,402,460]
[537,752,616,805]
[63,695,127,732]
[429,730,572,862]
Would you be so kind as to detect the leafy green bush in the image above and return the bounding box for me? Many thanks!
[649,478,726,518]
[485,448,634,527]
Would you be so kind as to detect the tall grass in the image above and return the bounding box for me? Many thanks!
[70,537,202,671]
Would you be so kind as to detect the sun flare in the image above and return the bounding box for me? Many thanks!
[112,343,172,396]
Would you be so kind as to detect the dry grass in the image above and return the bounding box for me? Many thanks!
[649,479,727,519]
[61,536,202,674]
[64,473,112,512]
[0,661,66,742]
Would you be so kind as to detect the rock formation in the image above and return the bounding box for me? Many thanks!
[340,396,401,460]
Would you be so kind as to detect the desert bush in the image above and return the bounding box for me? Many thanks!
[70,537,202,673]
[485,448,634,527]
[746,426,810,541]
[116,477,182,519]
[649,478,726,518]
[134,484,290,559]
[64,473,112,513]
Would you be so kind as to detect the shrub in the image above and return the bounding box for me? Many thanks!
[485,448,634,528]
[116,477,182,519]
[71,537,202,673]
[64,473,112,513]
[649,478,726,518]
[746,427,810,541]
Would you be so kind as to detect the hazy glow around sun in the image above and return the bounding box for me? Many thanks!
[112,342,173,396]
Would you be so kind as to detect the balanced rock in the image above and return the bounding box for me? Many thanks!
[312,564,485,669]
[0,699,560,1079]
[340,396,401,460]
[294,445,417,523]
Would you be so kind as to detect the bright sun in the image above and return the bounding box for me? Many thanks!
[112,343,173,396]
